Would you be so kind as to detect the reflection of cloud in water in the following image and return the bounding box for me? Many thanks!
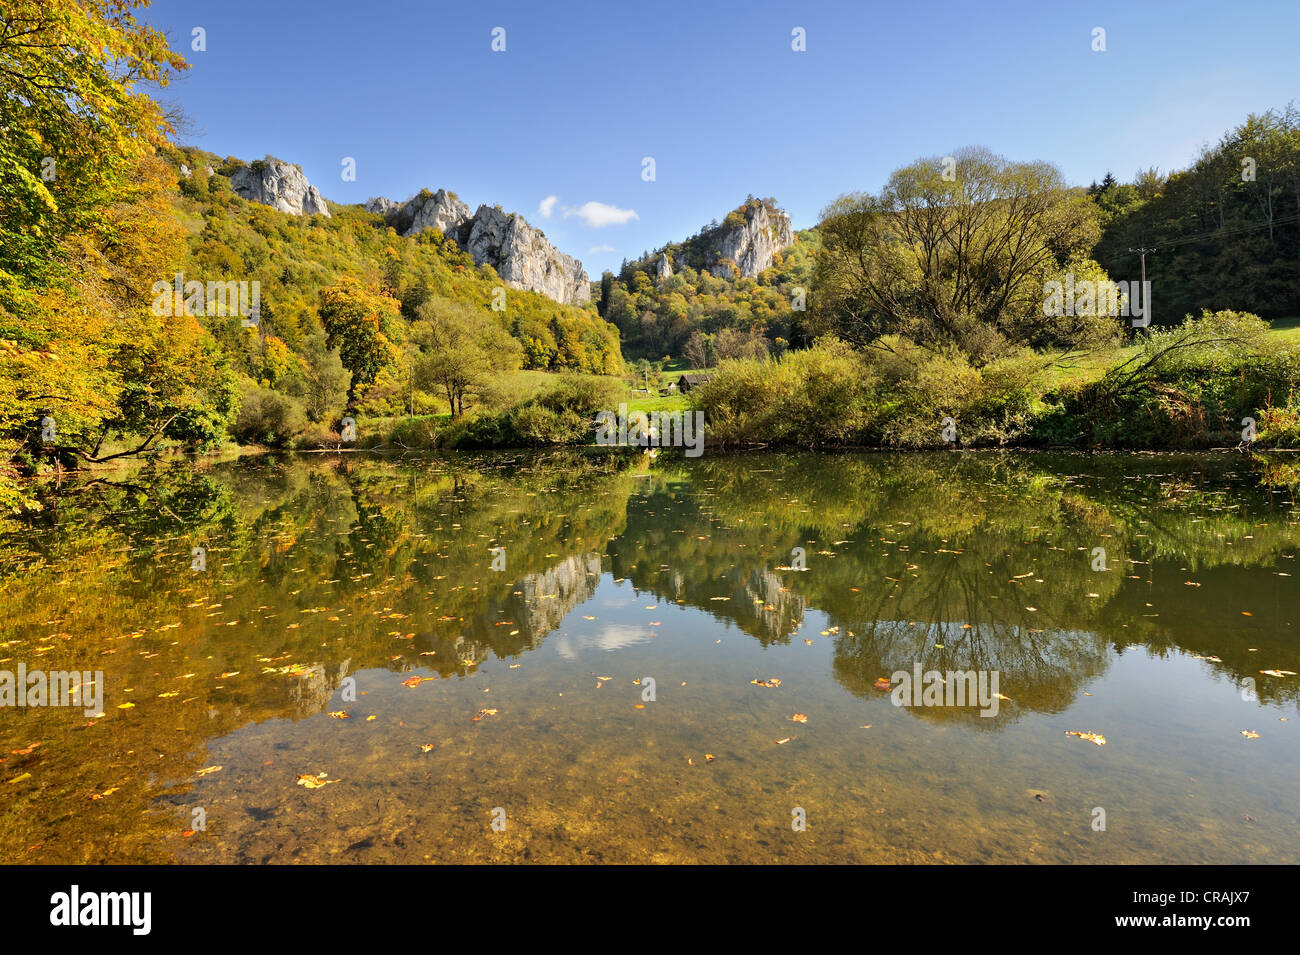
[553,624,652,658]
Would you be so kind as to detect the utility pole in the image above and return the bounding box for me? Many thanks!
[1128,247,1156,332]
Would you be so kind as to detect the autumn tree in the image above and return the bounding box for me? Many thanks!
[815,147,1108,363]
[318,278,402,407]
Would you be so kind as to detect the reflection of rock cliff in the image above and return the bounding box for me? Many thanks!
[443,552,605,666]
[511,553,604,639]
[285,658,352,717]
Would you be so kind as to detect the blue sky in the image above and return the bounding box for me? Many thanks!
[144,0,1300,276]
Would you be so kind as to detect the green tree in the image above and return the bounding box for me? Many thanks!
[412,298,521,417]
[815,146,1105,363]
[318,279,401,407]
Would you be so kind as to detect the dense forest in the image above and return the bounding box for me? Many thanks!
[1092,105,1300,322]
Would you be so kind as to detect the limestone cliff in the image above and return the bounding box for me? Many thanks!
[704,200,794,278]
[368,190,590,305]
[227,158,330,217]
[638,198,794,281]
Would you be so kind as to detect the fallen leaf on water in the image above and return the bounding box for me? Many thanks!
[705,754,715,762]
[471,708,498,721]
[872,677,892,691]
[89,786,120,800]
[634,704,645,709]
[295,773,338,789]
[775,737,795,745]
[687,757,695,766]
[1065,731,1107,746]
[993,693,1011,701]
[365,715,376,721]
[327,710,351,719]
[8,773,32,784]
[195,766,222,776]
[10,743,41,756]
[117,702,135,709]
[420,744,434,753]
[1241,729,1261,739]
[1260,669,1296,677]
[803,638,813,645]
[791,713,808,723]
[750,678,782,688]
[401,676,425,688]
[860,724,872,730]
[182,830,196,837]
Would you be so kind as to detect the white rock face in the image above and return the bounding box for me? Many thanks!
[228,159,330,217]
[407,189,471,238]
[364,196,402,217]
[179,163,191,178]
[465,205,590,305]
[656,253,673,281]
[708,202,793,278]
[368,190,590,305]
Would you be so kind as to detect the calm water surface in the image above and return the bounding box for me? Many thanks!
[2,450,1297,863]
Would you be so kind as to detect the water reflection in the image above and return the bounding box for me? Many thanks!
[1,450,1296,862]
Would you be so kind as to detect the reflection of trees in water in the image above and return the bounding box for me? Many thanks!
[611,451,1299,715]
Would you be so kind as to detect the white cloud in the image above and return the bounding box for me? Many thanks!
[589,244,614,254]
[538,195,558,218]
[565,201,639,228]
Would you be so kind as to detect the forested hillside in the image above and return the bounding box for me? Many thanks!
[596,198,819,362]
[1093,106,1300,321]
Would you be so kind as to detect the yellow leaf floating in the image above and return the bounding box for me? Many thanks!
[471,708,498,722]
[327,710,351,719]
[1065,731,1106,746]
[295,773,338,789]
[195,766,222,776]
[1241,729,1262,739]
[750,678,782,688]
[1260,670,1296,677]
[117,702,135,709]
[791,713,808,723]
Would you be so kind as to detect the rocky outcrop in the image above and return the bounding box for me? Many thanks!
[367,190,590,305]
[364,196,402,218]
[656,253,673,281]
[706,201,792,278]
[463,204,590,305]
[409,189,472,238]
[228,158,330,217]
[371,189,471,238]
